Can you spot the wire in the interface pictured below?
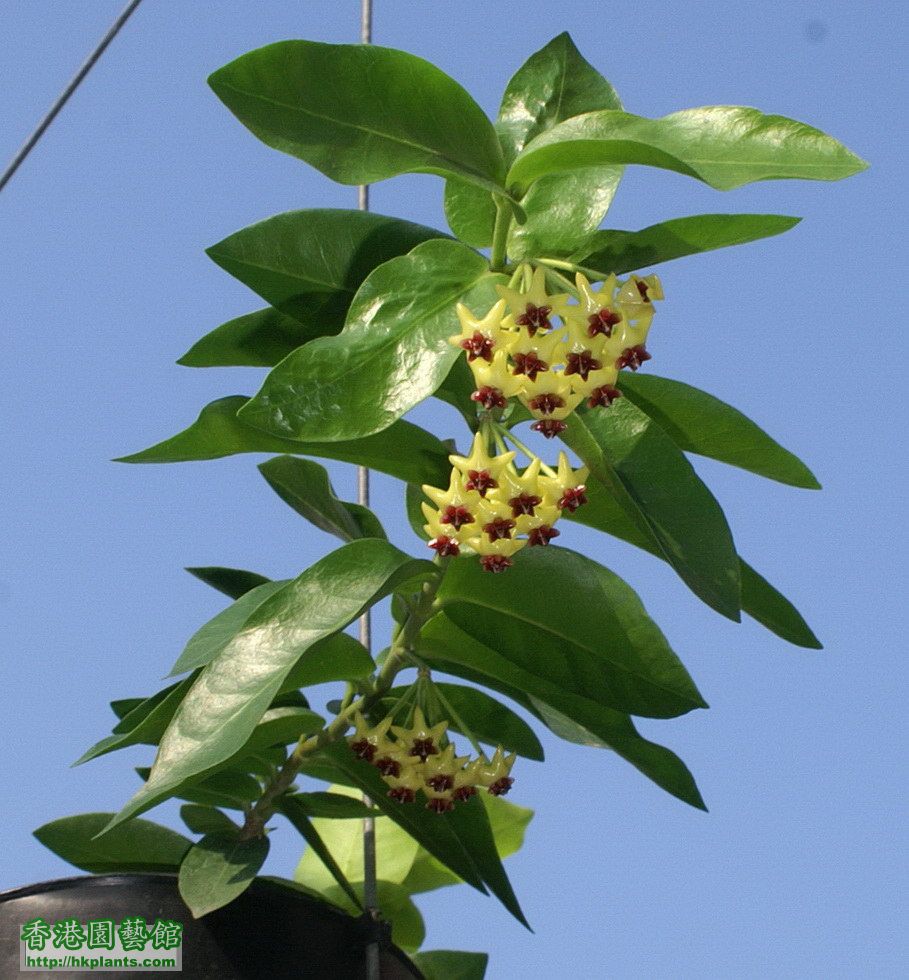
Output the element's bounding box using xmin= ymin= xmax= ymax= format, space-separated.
xmin=0 ymin=0 xmax=145 ymax=195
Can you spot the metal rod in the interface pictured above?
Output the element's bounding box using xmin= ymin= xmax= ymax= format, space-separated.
xmin=358 ymin=1 xmax=381 ymax=976
xmin=0 ymin=0 xmax=145 ymax=195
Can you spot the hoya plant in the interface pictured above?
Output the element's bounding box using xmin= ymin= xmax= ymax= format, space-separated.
xmin=34 ymin=32 xmax=864 ymax=974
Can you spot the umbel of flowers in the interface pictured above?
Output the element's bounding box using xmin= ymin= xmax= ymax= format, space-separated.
xmin=423 ymin=263 xmax=663 ymax=572
xmin=348 ymin=708 xmax=516 ymax=813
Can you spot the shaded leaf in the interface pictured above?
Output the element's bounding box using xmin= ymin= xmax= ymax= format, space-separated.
xmin=179 ymin=805 xmax=240 ymax=837
xmin=178 ymin=833 xmax=269 ymax=918
xmin=412 ymin=950 xmax=489 ymax=980
xmin=178 ymin=307 xmax=319 ymax=369
xmin=259 ymin=455 xmax=386 ymax=542
xmin=186 ymin=566 xmax=271 ymax=600
xmin=284 ymin=791 xmax=374 ymax=820
xmin=34 ymin=814 xmax=191 ymax=874
xmin=117 ymin=396 xmax=450 ymax=488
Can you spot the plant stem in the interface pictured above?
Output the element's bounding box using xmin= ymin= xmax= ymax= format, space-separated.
xmin=495 ymin=422 xmax=558 ymax=476
xmin=239 ymin=561 xmax=450 ymax=839
xmin=537 ymin=256 xmax=606 ymax=281
xmin=490 ymin=197 xmax=511 ymax=272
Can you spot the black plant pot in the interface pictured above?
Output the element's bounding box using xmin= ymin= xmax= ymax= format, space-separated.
xmin=0 ymin=874 xmax=423 ymax=979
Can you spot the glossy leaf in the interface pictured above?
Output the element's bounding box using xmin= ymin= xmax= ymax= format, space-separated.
xmin=443 ymin=180 xmax=496 ymax=248
xmin=178 ymin=833 xmax=269 ymax=918
xmin=435 ymin=356 xmax=481 ymax=431
xmin=209 ymin=41 xmax=506 ymax=192
xmin=412 ymin=950 xmax=489 ymax=980
xmin=109 ymin=698 xmax=144 ymax=720
xmin=419 ymin=616 xmax=706 ymax=810
xmin=204 ymin=209 xmax=446 ymax=326
xmin=136 ymin=767 xmax=263 ymax=812
xmin=438 ymin=546 xmax=707 ymax=719
xmin=179 ymin=805 xmax=240 ymax=837
xmin=280 ymin=631 xmax=375 ymax=689
xmin=186 ymin=566 xmax=271 ymax=600
xmin=169 ymin=581 xmax=288 ymax=677
xmin=619 ymin=373 xmax=821 ymax=488
xmin=105 ymin=542 xmax=435 ymax=831
xmin=509 ymin=106 xmax=867 ymax=193
xmin=573 ymin=213 xmax=801 ymax=272
xmin=565 ymin=481 xmax=822 ymax=648
xmin=178 ymin=307 xmax=322 ymax=369
xmin=74 ymin=675 xmax=198 ymax=766
xmin=561 ymin=400 xmax=742 ymax=621
xmin=117 ymin=396 xmax=451 ymax=488
xmin=497 ymin=32 xmax=624 ymax=258
xmin=34 ymin=814 xmax=191 ymax=874
xmin=258 ymin=456 xmax=386 ymax=542
xmin=383 ymin=682 xmax=545 ymax=760
xmin=238 ymin=240 xmax=506 ymax=442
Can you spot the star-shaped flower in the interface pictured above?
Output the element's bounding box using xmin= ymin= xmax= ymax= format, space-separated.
xmin=391 ymin=706 xmax=449 ymax=761
xmin=496 ymin=266 xmax=570 ymax=335
xmin=448 ymin=433 xmax=516 ymax=495
xmin=448 ymin=299 xmax=511 ymax=361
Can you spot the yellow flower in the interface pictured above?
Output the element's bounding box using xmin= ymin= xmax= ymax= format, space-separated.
xmin=448 ymin=299 xmax=511 ymax=363
xmin=448 ymin=433 xmax=516 ymax=497
xmin=518 ymin=373 xmax=584 ymax=421
xmin=471 ymin=747 xmax=516 ymax=796
xmin=347 ymin=713 xmax=395 ymax=763
xmin=390 ymin=706 xmax=449 ymax=762
xmin=541 ymin=452 xmax=589 ymax=513
xmin=496 ymin=266 xmax=570 ymax=336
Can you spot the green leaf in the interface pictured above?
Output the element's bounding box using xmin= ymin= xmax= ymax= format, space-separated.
xmin=280 ymin=631 xmax=375 ymax=689
xmin=105 ymin=542 xmax=435 ymax=831
xmin=402 ymin=793 xmax=532 ymax=896
xmin=117 ymin=396 xmax=450 ymax=488
xmin=74 ymin=675 xmax=198 ymax=766
xmin=178 ymin=833 xmax=269 ymax=918
xmin=318 ymin=880 xmax=426 ymax=953
xmin=209 ymin=40 xmax=506 ymax=193
xmin=169 ymin=581 xmax=288 ymax=677
xmin=438 ymin=546 xmax=707 ymax=719
xmin=258 ymin=456 xmax=386 ymax=542
xmin=443 ymin=180 xmax=496 ymax=248
xmin=109 ymin=698 xmax=144 ymax=720
xmin=34 ymin=814 xmax=191 ymax=874
xmin=136 ymin=767 xmax=263 ymax=811
xmin=562 ymin=399 xmax=742 ymax=621
xmin=283 ymin=791 xmax=374 ymax=820
xmin=435 ymin=357 xmax=481 ymax=431
xmin=573 ymin=213 xmax=802 ymax=273
xmin=280 ymin=795 xmax=363 ymax=908
xmin=238 ymin=240 xmax=505 ymax=442
xmin=203 ymin=209 xmax=446 ymax=327
xmin=497 ymin=32 xmax=624 ymax=258
xmin=186 ymin=566 xmax=271 ymax=600
xmin=419 ymin=616 xmax=706 ymax=810
xmin=618 ymin=373 xmax=820 ymax=488
xmin=178 ymin=307 xmax=321 ymax=369
xmin=508 ymin=105 xmax=867 ymax=193
xmin=383 ymin=682 xmax=544 ymax=761
xmin=411 ymin=950 xmax=489 ymax=980
xmin=565 ymin=481 xmax=822 ymax=648
xmin=179 ymin=805 xmax=240 ymax=837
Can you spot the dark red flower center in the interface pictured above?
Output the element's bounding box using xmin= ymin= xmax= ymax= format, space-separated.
xmin=351 ymin=739 xmax=376 ymax=762
xmin=426 ymin=774 xmax=455 ymax=792
xmin=564 ymin=350 xmax=602 ymax=381
xmin=636 ymin=279 xmax=651 ymax=302
xmin=440 ymin=505 xmax=474 ymax=530
xmin=465 ymin=469 xmax=497 ymax=496
xmin=558 ymin=485 xmax=588 ymax=512
xmin=470 ymin=386 xmax=507 ymax=410
xmin=487 ymin=777 xmax=514 ymax=796
xmin=483 ymin=517 xmax=516 ymax=542
xmin=587 ymin=384 xmax=622 ymax=409
xmin=516 ymin=303 xmax=553 ymax=336
xmin=528 ymin=524 xmax=560 ymax=547
xmin=426 ymin=797 xmax=455 ymax=813
xmin=512 ymin=351 xmax=548 ymax=381
xmin=375 ymin=757 xmax=401 ymax=777
xmin=481 ymin=554 xmax=513 ymax=573
xmin=460 ymin=331 xmax=495 ymax=362
xmin=508 ymin=493 xmax=541 ymax=517
xmin=410 ymin=738 xmax=438 ymax=761
xmin=453 ymin=785 xmax=477 ymax=802
xmin=530 ymin=419 xmax=567 ymax=439
xmin=616 ymin=344 xmax=651 ymax=371
xmin=588 ymin=307 xmax=622 ymax=337
xmin=388 ymin=787 xmax=416 ymax=804
xmin=429 ymin=535 xmax=460 ymax=558
xmin=529 ymin=392 xmax=566 ymax=415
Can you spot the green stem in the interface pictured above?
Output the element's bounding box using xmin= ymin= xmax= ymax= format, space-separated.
xmin=239 ymin=561 xmax=450 ymax=839
xmin=537 ymin=256 xmax=606 ymax=281
xmin=542 ymin=266 xmax=579 ymax=297
xmin=495 ymin=422 xmax=558 ymax=476
xmin=490 ymin=197 xmax=511 ymax=272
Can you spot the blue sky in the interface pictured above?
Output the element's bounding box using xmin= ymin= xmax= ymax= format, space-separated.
xmin=1 ymin=1 xmax=906 ymax=977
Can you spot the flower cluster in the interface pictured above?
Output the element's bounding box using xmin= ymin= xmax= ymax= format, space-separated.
xmin=348 ymin=708 xmax=515 ymax=813
xmin=422 ymin=434 xmax=589 ymax=572
xmin=450 ymin=265 xmax=663 ymax=439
